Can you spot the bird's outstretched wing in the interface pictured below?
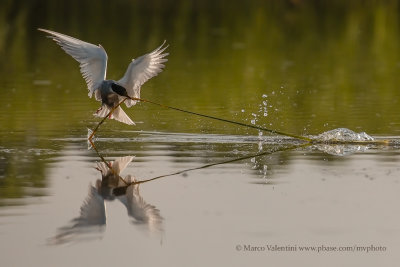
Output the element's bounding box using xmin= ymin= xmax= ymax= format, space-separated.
xmin=38 ymin=28 xmax=108 ymax=98
xmin=117 ymin=41 xmax=168 ymax=107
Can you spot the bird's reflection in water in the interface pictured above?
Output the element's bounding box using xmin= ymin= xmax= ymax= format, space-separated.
xmin=49 ymin=138 xmax=308 ymax=245
xmin=49 ymin=156 xmax=163 ymax=245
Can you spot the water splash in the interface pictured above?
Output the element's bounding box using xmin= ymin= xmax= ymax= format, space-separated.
xmin=314 ymin=128 xmax=374 ymax=142
xmin=249 ymin=156 xmax=269 ymax=181
xmin=312 ymin=144 xmax=370 ymax=156
xmin=310 ymin=128 xmax=376 ymax=156
xmin=250 ymin=113 xmax=258 ymax=125
xmin=262 ymin=165 xmax=268 ymax=180
xmin=260 ymin=94 xmax=268 ymax=117
xmin=246 ymin=94 xmax=270 ymax=124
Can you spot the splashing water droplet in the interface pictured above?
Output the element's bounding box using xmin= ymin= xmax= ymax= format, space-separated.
xmin=250 ymin=113 xmax=258 ymax=125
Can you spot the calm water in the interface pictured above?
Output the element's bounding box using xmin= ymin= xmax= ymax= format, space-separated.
xmin=1 ymin=1 xmax=400 ymax=266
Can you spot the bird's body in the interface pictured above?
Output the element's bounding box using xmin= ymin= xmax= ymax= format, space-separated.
xmin=98 ymin=80 xmax=127 ymax=108
xmin=38 ymin=28 xmax=168 ymax=125
xmin=93 ymin=79 xmax=133 ymax=124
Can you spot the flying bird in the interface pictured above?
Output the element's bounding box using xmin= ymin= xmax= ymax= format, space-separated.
xmin=38 ymin=28 xmax=168 ymax=125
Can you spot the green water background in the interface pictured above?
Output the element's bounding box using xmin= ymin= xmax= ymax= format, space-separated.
xmin=1 ymin=0 xmax=400 ymax=201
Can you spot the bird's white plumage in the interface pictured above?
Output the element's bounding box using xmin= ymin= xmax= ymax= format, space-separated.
xmin=118 ymin=41 xmax=169 ymax=107
xmin=38 ymin=28 xmax=108 ymax=98
xmin=39 ymin=28 xmax=168 ymax=125
xmin=94 ymin=105 xmax=135 ymax=125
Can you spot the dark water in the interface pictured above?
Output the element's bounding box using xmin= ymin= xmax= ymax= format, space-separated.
xmin=1 ymin=1 xmax=400 ymax=266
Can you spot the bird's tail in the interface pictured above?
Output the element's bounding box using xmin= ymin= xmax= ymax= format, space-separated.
xmin=94 ymin=105 xmax=135 ymax=125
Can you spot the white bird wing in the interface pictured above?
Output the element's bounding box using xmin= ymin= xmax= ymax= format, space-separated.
xmin=38 ymin=28 xmax=108 ymax=98
xmin=117 ymin=41 xmax=168 ymax=107
xmin=94 ymin=104 xmax=135 ymax=125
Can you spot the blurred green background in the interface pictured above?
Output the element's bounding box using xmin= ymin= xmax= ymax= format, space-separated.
xmin=1 ymin=0 xmax=400 ymax=201
xmin=2 ymin=0 xmax=400 ymax=138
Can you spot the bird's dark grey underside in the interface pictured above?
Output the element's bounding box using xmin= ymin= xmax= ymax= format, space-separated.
xmin=111 ymin=83 xmax=129 ymax=97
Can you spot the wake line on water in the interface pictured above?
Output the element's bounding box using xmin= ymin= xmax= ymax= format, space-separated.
xmin=87 ymin=97 xmax=397 ymax=146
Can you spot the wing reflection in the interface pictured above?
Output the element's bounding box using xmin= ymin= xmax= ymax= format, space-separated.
xmin=118 ymin=175 xmax=163 ymax=233
xmin=49 ymin=156 xmax=163 ymax=245
xmin=48 ymin=182 xmax=106 ymax=245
